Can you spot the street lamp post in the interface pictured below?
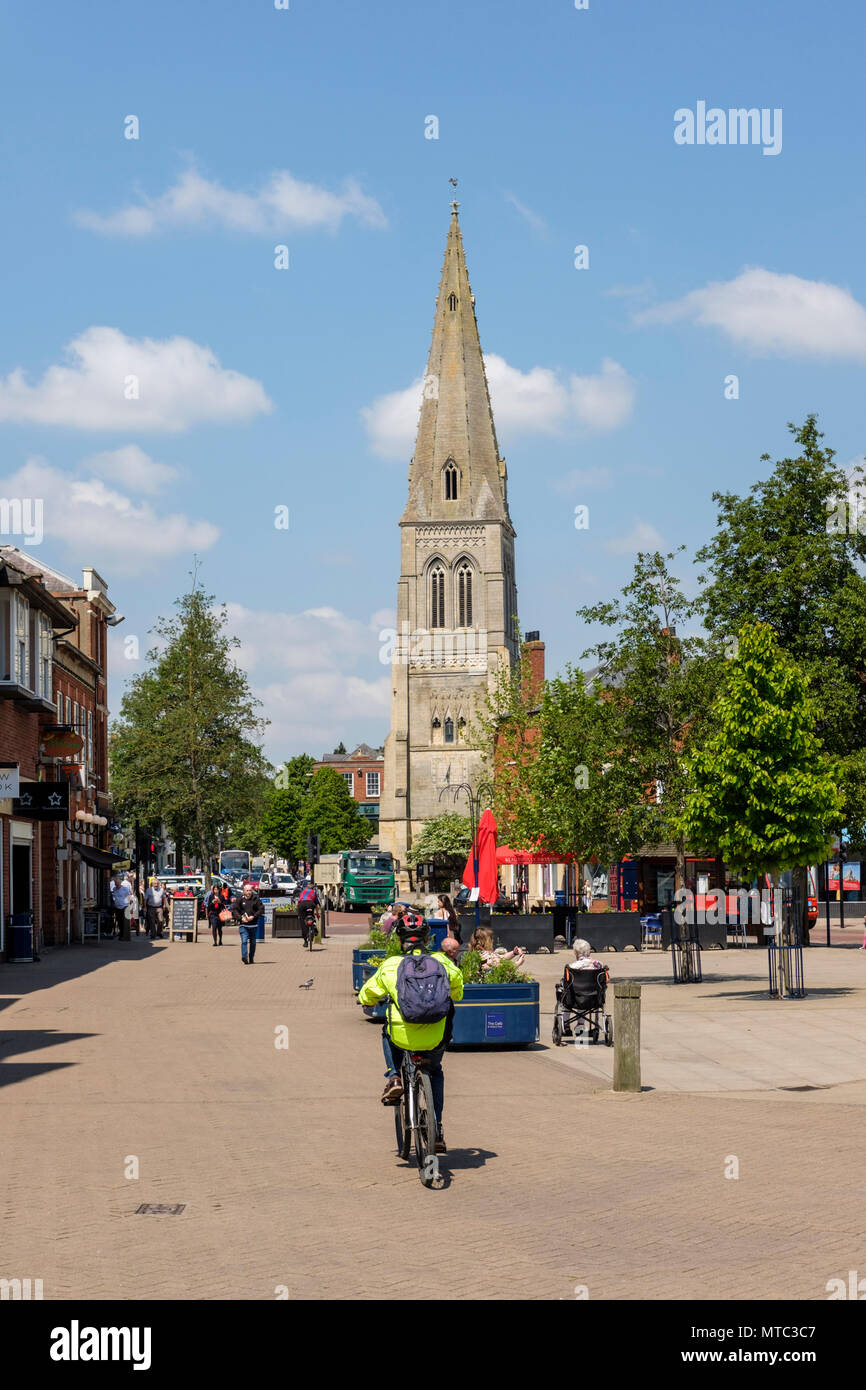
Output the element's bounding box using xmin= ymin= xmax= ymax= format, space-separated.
xmin=438 ymin=779 xmax=494 ymax=932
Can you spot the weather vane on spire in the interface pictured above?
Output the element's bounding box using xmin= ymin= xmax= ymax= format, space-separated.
xmin=449 ymin=178 xmax=459 ymax=214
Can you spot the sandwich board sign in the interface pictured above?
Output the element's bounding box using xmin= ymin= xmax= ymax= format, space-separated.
xmin=170 ymin=895 xmax=197 ymax=942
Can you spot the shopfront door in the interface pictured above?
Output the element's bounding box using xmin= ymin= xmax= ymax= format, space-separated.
xmin=11 ymin=841 xmax=33 ymax=916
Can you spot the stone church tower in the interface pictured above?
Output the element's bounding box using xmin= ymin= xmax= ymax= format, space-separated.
xmin=378 ymin=203 xmax=519 ymax=884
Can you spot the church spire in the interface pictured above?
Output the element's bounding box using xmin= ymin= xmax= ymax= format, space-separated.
xmin=402 ymin=204 xmax=511 ymax=526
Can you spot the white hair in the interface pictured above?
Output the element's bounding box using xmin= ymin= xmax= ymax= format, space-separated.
xmin=572 ymin=938 xmax=593 ymax=959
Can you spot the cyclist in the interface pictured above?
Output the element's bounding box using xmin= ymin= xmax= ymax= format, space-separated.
xmin=297 ymin=882 xmax=319 ymax=946
xmin=358 ymin=917 xmax=463 ymax=1153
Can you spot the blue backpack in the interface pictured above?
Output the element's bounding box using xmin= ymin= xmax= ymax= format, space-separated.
xmin=396 ymin=951 xmax=452 ymax=1024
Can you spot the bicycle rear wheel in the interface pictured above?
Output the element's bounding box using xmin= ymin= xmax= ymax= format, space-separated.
xmin=412 ymin=1070 xmax=437 ymax=1181
xmin=394 ymin=1084 xmax=411 ymax=1160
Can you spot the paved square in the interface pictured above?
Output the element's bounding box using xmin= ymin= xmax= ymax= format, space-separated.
xmin=2 ymin=933 xmax=865 ymax=1301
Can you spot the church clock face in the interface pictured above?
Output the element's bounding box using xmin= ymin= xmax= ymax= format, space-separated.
xmin=429 ymin=754 xmax=468 ymax=789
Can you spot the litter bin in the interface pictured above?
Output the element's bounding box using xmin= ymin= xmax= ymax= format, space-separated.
xmin=424 ymin=919 xmax=448 ymax=952
xmin=10 ymin=914 xmax=34 ymax=963
xmin=256 ymin=913 xmax=265 ymax=942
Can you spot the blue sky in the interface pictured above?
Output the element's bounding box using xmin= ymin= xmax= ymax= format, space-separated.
xmin=1 ymin=0 xmax=864 ymax=760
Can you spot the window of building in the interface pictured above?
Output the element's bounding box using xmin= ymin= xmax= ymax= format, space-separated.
xmin=456 ymin=564 xmax=473 ymax=627
xmin=444 ymin=461 xmax=458 ymax=500
xmin=444 ymin=717 xmax=455 ymax=744
xmin=430 ymin=566 xmax=445 ymax=629
xmin=0 ymin=593 xmax=11 ymax=682
xmin=448 ymin=292 xmax=457 ymax=312
xmin=39 ymin=613 xmax=53 ymax=702
xmin=342 ymin=771 xmax=355 ymax=797
xmin=13 ymin=592 xmax=30 ymax=689
xmin=366 ymin=771 xmax=380 ymax=798
xmin=87 ymin=710 xmax=94 ymax=770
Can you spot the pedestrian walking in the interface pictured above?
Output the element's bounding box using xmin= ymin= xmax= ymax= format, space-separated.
xmin=232 ymin=881 xmax=263 ymax=963
xmin=127 ymin=874 xmax=142 ymax=934
xmin=205 ymin=884 xmax=224 ymax=946
xmin=109 ymin=874 xmax=132 ymax=938
xmin=144 ymin=877 xmax=169 ymax=938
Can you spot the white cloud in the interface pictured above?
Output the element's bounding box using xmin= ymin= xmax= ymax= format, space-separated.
xmin=84 ymin=445 xmax=177 ymax=494
xmin=0 ymin=326 xmax=272 ymax=431
xmin=221 ymin=602 xmax=392 ymax=757
xmin=569 ymin=358 xmax=636 ymax=431
xmin=0 ymin=457 xmax=218 ymax=575
xmin=362 ymin=354 xmax=635 ymax=458
xmin=504 ymin=192 xmax=547 ymax=235
xmin=606 ymin=520 xmax=665 ymax=555
xmin=636 ymin=268 xmax=866 ymax=361
xmin=75 ymin=168 xmax=387 ymax=237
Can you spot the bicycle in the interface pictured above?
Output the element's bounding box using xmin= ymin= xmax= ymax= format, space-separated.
xmin=301 ymin=907 xmax=317 ymax=951
xmin=393 ymin=1050 xmax=443 ymax=1189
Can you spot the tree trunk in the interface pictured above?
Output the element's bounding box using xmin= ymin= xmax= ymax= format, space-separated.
xmin=770 ymin=870 xmax=791 ymax=996
xmin=674 ymin=837 xmax=687 ymax=897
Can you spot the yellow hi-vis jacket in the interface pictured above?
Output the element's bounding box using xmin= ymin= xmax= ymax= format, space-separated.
xmin=358 ymin=948 xmax=464 ymax=1050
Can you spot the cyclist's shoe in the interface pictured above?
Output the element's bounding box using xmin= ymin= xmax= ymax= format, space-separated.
xmin=435 ymin=1130 xmax=447 ymax=1154
xmin=381 ymin=1076 xmax=403 ymax=1105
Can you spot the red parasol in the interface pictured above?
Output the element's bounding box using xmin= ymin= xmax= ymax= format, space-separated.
xmin=462 ymin=807 xmax=499 ymax=905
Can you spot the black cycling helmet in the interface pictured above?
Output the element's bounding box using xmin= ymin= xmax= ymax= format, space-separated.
xmin=395 ymin=916 xmax=429 ymax=946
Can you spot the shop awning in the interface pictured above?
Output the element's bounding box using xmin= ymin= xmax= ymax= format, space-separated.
xmin=496 ymin=845 xmax=579 ymax=866
xmin=71 ymin=840 xmax=117 ymax=870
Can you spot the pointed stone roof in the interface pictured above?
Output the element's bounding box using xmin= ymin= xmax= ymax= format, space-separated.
xmin=402 ymin=203 xmax=511 ymax=527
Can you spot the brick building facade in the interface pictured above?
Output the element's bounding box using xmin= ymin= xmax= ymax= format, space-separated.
xmin=0 ymin=549 xmax=118 ymax=958
xmin=312 ymin=743 xmax=384 ymax=831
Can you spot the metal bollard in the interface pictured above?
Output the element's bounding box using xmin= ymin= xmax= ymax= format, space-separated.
xmin=612 ymin=981 xmax=642 ymax=1093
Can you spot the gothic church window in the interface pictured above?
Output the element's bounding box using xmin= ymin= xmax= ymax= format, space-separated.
xmin=457 ymin=564 xmax=473 ymax=627
xmin=444 ymin=717 xmax=454 ymax=744
xmin=430 ymin=566 xmax=445 ymax=629
xmin=444 ymin=461 xmax=458 ymax=500
xmin=448 ymin=293 xmax=457 ymax=312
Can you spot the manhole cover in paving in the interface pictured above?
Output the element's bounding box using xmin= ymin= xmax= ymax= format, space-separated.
xmin=135 ymin=1203 xmax=186 ymax=1215
xmin=778 ymin=1084 xmax=830 ymax=1092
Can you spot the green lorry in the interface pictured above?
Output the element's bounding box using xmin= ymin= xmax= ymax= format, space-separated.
xmin=317 ymin=850 xmax=397 ymax=912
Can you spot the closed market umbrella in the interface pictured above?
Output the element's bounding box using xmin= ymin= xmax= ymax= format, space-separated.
xmin=462 ymin=807 xmax=499 ymax=907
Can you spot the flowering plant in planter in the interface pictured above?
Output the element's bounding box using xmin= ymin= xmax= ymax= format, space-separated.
xmin=358 ymin=927 xmax=402 ymax=955
xmin=459 ymin=950 xmax=533 ymax=985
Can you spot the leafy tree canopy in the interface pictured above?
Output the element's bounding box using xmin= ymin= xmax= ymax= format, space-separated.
xmin=110 ymin=585 xmax=269 ymax=878
xmin=411 ymin=813 xmax=473 ymax=863
xmin=678 ymin=622 xmax=841 ymax=876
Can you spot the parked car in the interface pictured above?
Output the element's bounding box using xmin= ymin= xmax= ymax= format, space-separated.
xmin=259 ymin=872 xmax=297 ymax=897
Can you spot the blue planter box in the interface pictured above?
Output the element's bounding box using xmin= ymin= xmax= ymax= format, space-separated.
xmin=450 ymin=981 xmax=540 ymax=1046
xmin=352 ymin=948 xmax=385 ymax=992
xmin=357 ymin=958 xmax=389 ymax=1019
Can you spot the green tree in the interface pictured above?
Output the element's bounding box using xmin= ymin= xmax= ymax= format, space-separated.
xmin=410 ymin=813 xmax=473 ymax=862
xmin=575 ymin=549 xmax=716 ymax=890
xmin=678 ymin=622 xmax=841 ymax=956
xmin=275 ymin=754 xmax=316 ymax=794
xmin=333 ymin=741 xmax=347 ymax=755
xmin=697 ymin=415 xmax=866 ymax=846
xmin=298 ymin=766 xmax=370 ymax=853
xmin=260 ymin=786 xmax=305 ymax=860
xmin=110 ymin=585 xmax=269 ymax=883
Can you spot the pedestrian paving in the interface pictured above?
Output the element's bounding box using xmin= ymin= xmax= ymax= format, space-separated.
xmin=1 ymin=931 xmax=865 ymax=1301
xmin=536 ymin=945 xmax=866 ymax=1092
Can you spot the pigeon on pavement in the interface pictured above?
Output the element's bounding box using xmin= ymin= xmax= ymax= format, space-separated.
xmin=299 ymin=978 xmax=314 ymax=989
